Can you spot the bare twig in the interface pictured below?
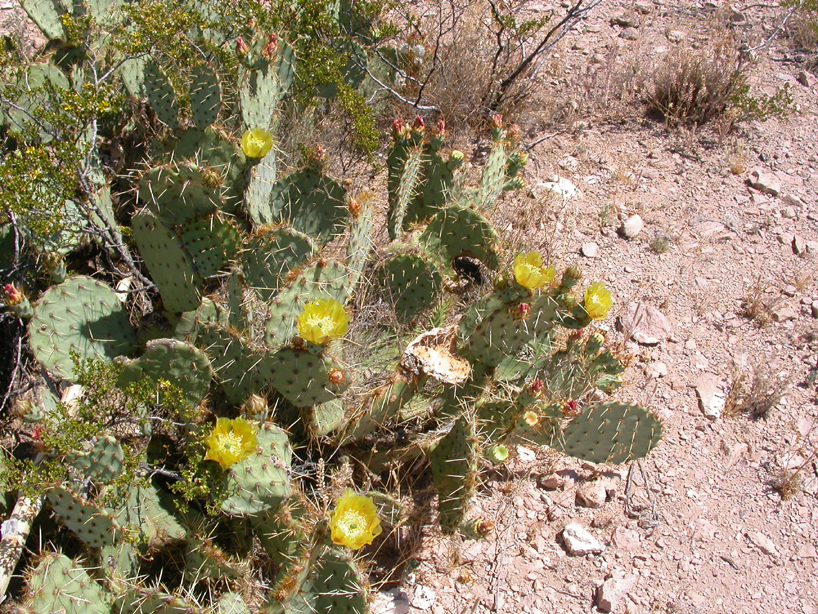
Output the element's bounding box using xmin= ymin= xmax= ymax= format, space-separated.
xmin=740 ymin=0 xmax=803 ymax=56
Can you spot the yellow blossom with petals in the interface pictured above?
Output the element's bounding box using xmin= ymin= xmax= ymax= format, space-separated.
xmin=204 ymin=417 xmax=257 ymax=470
xmin=513 ymin=253 xmax=556 ymax=290
xmin=584 ymin=282 xmax=613 ymax=321
xmin=329 ymin=489 xmax=382 ymax=550
xmin=297 ymin=298 xmax=350 ymax=345
xmin=241 ymin=129 xmax=274 ymax=158
xmin=523 ymin=411 xmax=539 ymax=427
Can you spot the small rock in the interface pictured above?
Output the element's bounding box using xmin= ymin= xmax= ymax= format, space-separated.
xmin=533 ymin=176 xmax=579 ymax=201
xmin=783 ymin=193 xmax=805 ymax=208
xmin=561 ymin=523 xmax=605 ymax=556
xmin=684 ymin=339 xmax=697 ymax=350
xmin=576 ymin=481 xmax=608 ymax=509
xmin=619 ymin=27 xmax=639 ymax=40
xmin=666 ymin=29 xmax=685 ymax=42
xmin=597 ymin=572 xmax=638 ymax=613
xmin=635 ymin=1 xmax=652 ymax=14
xmin=772 ymin=304 xmax=798 ymax=322
xmin=611 ymin=12 xmax=639 ymax=27
xmin=619 ymin=215 xmax=644 ymax=239
xmin=782 ymin=284 xmax=797 ymax=297
xmin=779 ymin=232 xmax=795 ymax=246
xmin=797 ymin=543 xmax=818 ymax=559
xmin=618 ymin=303 xmax=672 ymax=345
xmin=748 ymin=168 xmax=781 ymax=196
xmin=372 ymin=589 xmax=411 ymax=614
xmin=560 ymin=155 xmax=579 ymax=171
xmin=797 ymin=70 xmax=811 ymax=87
xmin=812 ymin=301 xmax=818 ymax=319
xmin=517 ymin=446 xmax=536 ymax=462
xmin=695 ymin=373 xmax=725 ymax=420
xmin=646 ymin=361 xmax=668 ymax=379
xmin=538 ymin=474 xmax=564 ymax=490
xmin=746 ymin=532 xmax=778 ymax=557
xmin=410 ymin=585 xmax=436 ymax=610
xmin=612 ymin=526 xmax=641 ymax=552
xmin=581 ymin=242 xmax=599 ymax=258
xmin=781 ymin=206 xmax=797 ymax=219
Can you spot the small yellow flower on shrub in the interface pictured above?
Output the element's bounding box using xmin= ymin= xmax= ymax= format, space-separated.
xmin=329 ymin=489 xmax=382 ymax=550
xmin=523 ymin=411 xmax=539 ymax=427
xmin=297 ymin=298 xmax=350 ymax=345
xmin=513 ymin=252 xmax=556 ymax=290
xmin=584 ymin=282 xmax=613 ymax=320
xmin=241 ymin=129 xmax=273 ymax=158
xmin=489 ymin=444 xmax=509 ymax=463
xmin=204 ymin=417 xmax=257 ymax=470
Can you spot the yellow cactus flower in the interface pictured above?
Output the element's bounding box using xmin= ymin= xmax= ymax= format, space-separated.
xmin=204 ymin=417 xmax=257 ymax=470
xmin=241 ymin=129 xmax=274 ymax=158
xmin=489 ymin=444 xmax=509 ymax=463
xmin=584 ymin=282 xmax=613 ymax=321
xmin=297 ymin=298 xmax=350 ymax=345
xmin=523 ymin=411 xmax=539 ymax=427
xmin=513 ymin=252 xmax=556 ymax=290
xmin=329 ymin=489 xmax=382 ymax=550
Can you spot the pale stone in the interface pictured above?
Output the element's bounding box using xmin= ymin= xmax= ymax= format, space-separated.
xmin=695 ymin=373 xmax=725 ymax=420
xmin=620 ymin=215 xmax=644 ymax=239
xmin=747 ymin=532 xmax=778 ymax=557
xmin=562 ymin=523 xmax=605 ymax=555
xmin=576 ymin=481 xmax=607 ymax=508
xmin=581 ymin=242 xmax=600 ymax=258
xmin=748 ymin=168 xmax=781 ymax=196
xmin=597 ymin=572 xmax=638 ymax=613
xmin=618 ymin=303 xmax=672 ymax=345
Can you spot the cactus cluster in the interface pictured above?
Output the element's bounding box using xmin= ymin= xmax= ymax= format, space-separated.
xmin=1 ymin=7 xmax=664 ymax=612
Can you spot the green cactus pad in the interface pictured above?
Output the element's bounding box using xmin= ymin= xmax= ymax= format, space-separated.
xmin=137 ymin=163 xmax=220 ymax=226
xmin=430 ymin=415 xmax=476 ymax=533
xmin=269 ymin=169 xmax=348 ymax=246
xmin=227 ymin=269 xmax=252 ymax=333
xmin=378 ymin=252 xmax=441 ymax=322
xmin=196 ymin=324 xmax=270 ymax=405
xmin=286 ymin=547 xmax=367 ymax=614
xmin=559 ymin=402 xmax=663 ymax=465
xmin=20 ymin=0 xmax=66 ymax=41
xmin=26 ymin=552 xmax=109 ymax=614
xmin=28 ymin=276 xmax=137 ymax=382
xmin=243 ymin=148 xmax=278 ymax=226
xmin=180 ymin=214 xmax=241 ymax=278
xmin=343 ymin=374 xmax=419 ymax=442
xmin=265 ymin=259 xmax=349 ymax=346
xmin=409 ymin=149 xmax=458 ymax=225
xmin=144 ymin=61 xmax=179 ymax=129
xmin=388 ymin=145 xmax=423 ymax=240
xmin=253 ymin=511 xmax=308 ymax=595
xmin=117 ymin=338 xmax=213 ymax=410
xmin=478 ymin=139 xmax=506 ymax=210
xmin=66 ymin=435 xmax=124 ymax=483
xmin=216 ymin=593 xmax=252 ymax=614
xmin=239 ymin=62 xmax=282 ymax=131
xmin=221 ymin=423 xmax=292 ymax=517
xmin=190 ymin=63 xmax=220 ymax=129
xmin=242 ymin=227 xmax=316 ymax=302
xmin=47 ymin=486 xmax=123 ymax=548
xmin=132 ymin=210 xmax=203 ymax=313
xmin=264 ymin=348 xmax=351 ymax=407
xmin=420 ymin=204 xmax=500 ymax=270
xmin=306 ymin=397 xmax=344 ymax=436
xmin=117 ymin=482 xmax=187 ymax=549
xmin=345 ymin=202 xmax=374 ymax=292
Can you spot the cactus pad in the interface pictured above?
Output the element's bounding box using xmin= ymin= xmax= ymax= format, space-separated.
xmin=190 ymin=63 xmax=220 ymax=129
xmin=269 ymin=169 xmax=348 ymax=246
xmin=26 ymin=552 xmax=109 ymax=614
xmin=420 ymin=204 xmax=500 ymax=270
xmin=378 ymin=252 xmax=441 ymax=322
xmin=242 ymin=227 xmax=316 ymax=302
xmin=144 ymin=61 xmax=179 ymax=129
xmin=67 ymin=435 xmax=124 ymax=483
xmin=28 ymin=276 xmax=137 ymax=382
xmin=430 ymin=415 xmax=476 ymax=533
xmin=264 ymin=348 xmax=351 ymax=407
xmin=132 ymin=210 xmax=203 ymax=313
xmin=196 ymin=324 xmax=270 ymax=405
xmin=179 ymin=214 xmax=241 ymax=278
xmin=559 ymin=402 xmax=663 ymax=465
xmin=46 ymin=486 xmax=123 ymax=548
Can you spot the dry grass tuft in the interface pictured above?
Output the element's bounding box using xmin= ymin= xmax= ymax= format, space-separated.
xmin=724 ymin=362 xmax=791 ymax=420
xmin=739 ymin=276 xmax=778 ymax=328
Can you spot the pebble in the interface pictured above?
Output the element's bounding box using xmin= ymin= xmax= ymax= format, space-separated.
xmin=618 ymin=303 xmax=672 ymax=345
xmin=620 ymin=27 xmax=639 ymax=40
xmin=576 ymin=481 xmax=607 ymax=508
xmin=538 ymin=474 xmax=564 ymax=490
xmin=695 ymin=373 xmax=725 ymax=420
xmin=619 ymin=215 xmax=644 ymax=239
xmin=597 ymin=572 xmax=638 ymax=613
xmin=812 ymin=301 xmax=818 ymax=318
xmin=646 ymin=361 xmax=668 ymax=378
xmin=746 ymin=532 xmax=779 ymax=557
xmin=667 ymin=29 xmax=685 ymax=42
xmin=517 ymin=446 xmax=536 ymax=462
xmin=748 ymin=168 xmax=781 ymax=196
xmin=612 ymin=526 xmax=641 ymax=552
xmin=562 ymin=523 xmax=605 ymax=556
xmin=372 ymin=589 xmax=411 ymax=614
xmin=581 ymin=242 xmax=599 ymax=258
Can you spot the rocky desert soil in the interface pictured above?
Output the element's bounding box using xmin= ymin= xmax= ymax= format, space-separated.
xmin=2 ymin=1 xmax=817 ymax=613
xmin=372 ymin=2 xmax=818 ymax=613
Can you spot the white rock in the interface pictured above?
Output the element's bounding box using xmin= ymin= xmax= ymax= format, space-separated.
xmin=597 ymin=572 xmax=638 ymax=613
xmin=410 ymin=585 xmax=436 ymax=610
xmin=618 ymin=303 xmax=672 ymax=345
xmin=695 ymin=373 xmax=725 ymax=420
xmin=646 ymin=361 xmax=668 ymax=379
xmin=581 ymin=242 xmax=599 ymax=258
xmin=534 ymin=176 xmax=579 ymax=201
xmin=559 ymin=155 xmax=580 ymax=171
xmin=667 ymin=29 xmax=685 ymax=42
xmin=748 ymin=168 xmax=781 ymax=196
xmin=371 ymin=589 xmax=411 ymax=614
xmin=612 ymin=526 xmax=641 ymax=552
xmin=561 ymin=523 xmax=605 ymax=555
xmin=619 ymin=215 xmax=644 ymax=239
xmin=517 ymin=446 xmax=536 ymax=462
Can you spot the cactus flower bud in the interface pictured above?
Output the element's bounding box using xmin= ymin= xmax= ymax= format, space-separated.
xmin=262 ymin=33 xmax=278 ymax=59
xmin=528 ymin=379 xmax=545 ymax=396
xmin=433 ymin=118 xmax=446 ymax=136
xmin=236 ymin=36 xmax=250 ymax=56
xmin=348 ymin=197 xmax=361 ymax=217
xmin=491 ymin=113 xmax=503 ymax=130
xmin=390 ymin=118 xmax=403 ymax=138
xmin=489 ymin=444 xmax=509 ymax=463
xmin=3 ymin=283 xmax=25 ymax=305
xmin=510 ymin=302 xmax=531 ymax=320
xmin=412 ymin=115 xmax=425 ymax=132
xmin=328 ymin=369 xmax=345 ymax=385
xmin=562 ymin=400 xmax=579 ymax=415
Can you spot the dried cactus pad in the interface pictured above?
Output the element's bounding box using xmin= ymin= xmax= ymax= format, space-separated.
xmin=28 ymin=276 xmax=137 ymax=382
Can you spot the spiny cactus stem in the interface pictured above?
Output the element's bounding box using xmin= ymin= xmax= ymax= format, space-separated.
xmin=0 ymin=495 xmax=43 ymax=603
